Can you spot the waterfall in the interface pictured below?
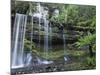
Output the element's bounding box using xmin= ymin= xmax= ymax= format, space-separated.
xmin=43 ymin=10 xmax=49 ymax=58
xmin=49 ymin=23 xmax=52 ymax=50
xmin=35 ymin=3 xmax=49 ymax=58
xmin=63 ymin=29 xmax=67 ymax=62
xmin=37 ymin=3 xmax=42 ymax=48
xmin=25 ymin=53 xmax=32 ymax=66
xmin=11 ymin=3 xmax=54 ymax=69
xmin=11 ymin=13 xmax=27 ymax=68
xmin=33 ymin=3 xmax=42 ymax=48
xmin=63 ymin=30 xmax=66 ymax=55
xmin=30 ymin=16 xmax=34 ymax=51
xmin=44 ymin=18 xmax=49 ymax=58
xmin=33 ymin=3 xmax=53 ymax=63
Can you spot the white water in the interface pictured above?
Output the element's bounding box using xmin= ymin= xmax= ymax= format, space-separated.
xmin=36 ymin=57 xmax=53 ymax=65
xmin=34 ymin=3 xmax=53 ymax=64
xmin=11 ymin=13 xmax=27 ymax=68
xmin=34 ymin=3 xmax=49 ymax=58
xmin=64 ymin=56 xmax=68 ymax=61
xmin=33 ymin=3 xmax=43 ymax=18
xmin=26 ymin=53 xmax=33 ymax=66
xmin=49 ymin=23 xmax=52 ymax=50
xmin=63 ymin=32 xmax=66 ymax=55
xmin=44 ymin=18 xmax=49 ymax=57
xmin=63 ymin=29 xmax=68 ymax=61
xmin=11 ymin=3 xmax=70 ymax=69
xmin=41 ymin=60 xmax=53 ymax=64
xmin=37 ymin=3 xmax=42 ymax=48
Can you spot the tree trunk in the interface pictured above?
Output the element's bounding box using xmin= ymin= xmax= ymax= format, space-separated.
xmin=89 ymin=45 xmax=93 ymax=57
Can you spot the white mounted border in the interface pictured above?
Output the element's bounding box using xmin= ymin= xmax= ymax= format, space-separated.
xmin=17 ymin=0 xmax=96 ymax=6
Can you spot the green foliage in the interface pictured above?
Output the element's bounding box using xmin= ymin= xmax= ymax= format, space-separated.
xmin=92 ymin=44 xmax=96 ymax=51
xmin=77 ymin=20 xmax=91 ymax=26
xmin=67 ymin=5 xmax=79 ymax=24
xmin=14 ymin=1 xmax=37 ymax=14
xmin=76 ymin=33 xmax=96 ymax=48
xmin=24 ymin=39 xmax=41 ymax=55
xmin=77 ymin=15 xmax=96 ymax=28
xmin=15 ymin=1 xmax=29 ymax=14
xmin=50 ymin=4 xmax=96 ymax=28
xmin=64 ymin=62 xmax=85 ymax=70
xmin=50 ymin=5 xmax=68 ymax=23
xmin=73 ymin=51 xmax=85 ymax=57
xmin=24 ymin=39 xmax=35 ymax=51
xmin=85 ymin=56 xmax=96 ymax=67
xmin=26 ymin=2 xmax=37 ymax=15
xmin=13 ymin=2 xmax=96 ymax=28
xmin=91 ymin=16 xmax=96 ymax=27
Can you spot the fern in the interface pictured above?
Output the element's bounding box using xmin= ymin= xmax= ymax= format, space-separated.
xmin=76 ymin=33 xmax=96 ymax=48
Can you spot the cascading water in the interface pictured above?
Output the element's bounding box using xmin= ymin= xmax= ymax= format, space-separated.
xmin=26 ymin=15 xmax=34 ymax=67
xmin=63 ymin=33 xmax=67 ymax=61
xmin=63 ymin=29 xmax=68 ymax=62
xmin=33 ymin=3 xmax=53 ymax=64
xmin=25 ymin=53 xmax=33 ymax=66
xmin=37 ymin=3 xmax=42 ymax=48
xmin=43 ymin=10 xmax=49 ymax=58
xmin=11 ymin=3 xmax=54 ymax=69
xmin=34 ymin=3 xmax=49 ymax=58
xmin=11 ymin=13 xmax=27 ymax=68
xmin=49 ymin=23 xmax=52 ymax=50
xmin=63 ymin=30 xmax=66 ymax=54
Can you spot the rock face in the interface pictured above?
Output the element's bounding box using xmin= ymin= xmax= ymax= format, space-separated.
xmin=31 ymin=23 xmax=94 ymax=45
xmin=12 ymin=14 xmax=94 ymax=45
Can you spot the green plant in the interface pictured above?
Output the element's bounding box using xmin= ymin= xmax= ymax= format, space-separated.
xmin=24 ymin=39 xmax=35 ymax=51
xmin=85 ymin=56 xmax=96 ymax=67
xmin=76 ymin=33 xmax=96 ymax=57
xmin=76 ymin=33 xmax=96 ymax=48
